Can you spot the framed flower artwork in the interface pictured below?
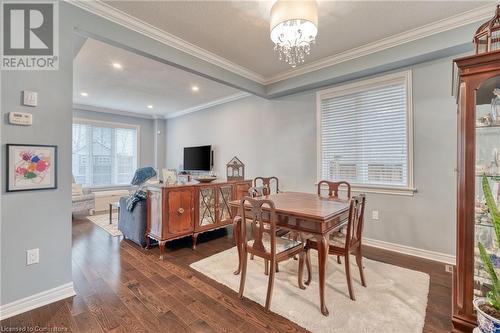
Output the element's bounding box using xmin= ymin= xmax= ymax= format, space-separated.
xmin=6 ymin=144 xmax=57 ymax=192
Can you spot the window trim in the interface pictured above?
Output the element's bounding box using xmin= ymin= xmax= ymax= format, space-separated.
xmin=316 ymin=70 xmax=415 ymax=195
xmin=73 ymin=118 xmax=141 ymax=188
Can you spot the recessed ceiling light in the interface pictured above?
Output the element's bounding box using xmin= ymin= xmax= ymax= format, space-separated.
xmin=147 ymin=105 xmax=153 ymax=109
xmin=191 ymin=85 xmax=199 ymax=92
xmin=112 ymin=63 xmax=122 ymax=69
xmin=80 ymin=92 xmax=88 ymax=97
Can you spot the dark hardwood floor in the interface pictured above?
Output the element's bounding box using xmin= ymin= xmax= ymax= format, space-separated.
xmin=1 ymin=216 xmax=453 ymax=332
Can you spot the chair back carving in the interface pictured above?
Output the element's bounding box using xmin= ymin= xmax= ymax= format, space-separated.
xmin=345 ymin=194 xmax=366 ymax=249
xmin=254 ymin=177 xmax=280 ymax=196
xmin=240 ymin=196 xmax=277 ymax=257
xmin=317 ymin=180 xmax=351 ymax=199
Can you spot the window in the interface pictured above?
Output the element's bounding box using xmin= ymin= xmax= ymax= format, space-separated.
xmin=317 ymin=70 xmax=414 ymax=194
xmin=72 ymin=119 xmax=139 ymax=187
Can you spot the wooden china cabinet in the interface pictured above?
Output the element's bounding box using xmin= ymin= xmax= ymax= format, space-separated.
xmin=453 ymin=50 xmax=500 ymax=332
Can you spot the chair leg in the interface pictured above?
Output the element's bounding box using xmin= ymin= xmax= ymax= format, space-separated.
xmin=265 ymin=258 xmax=276 ymax=311
xmin=238 ymin=249 xmax=248 ymax=299
xmin=264 ymin=259 xmax=269 ymax=276
xmin=305 ymin=248 xmax=312 ymax=286
xmin=337 ymin=255 xmax=341 ymax=264
xmin=251 ymin=253 xmax=254 ymax=260
xmin=356 ymin=249 xmax=367 ymax=287
xmin=344 ymin=254 xmax=355 ymax=301
xmin=276 ymin=262 xmax=279 ymax=273
xmin=298 ymin=251 xmax=306 ymax=290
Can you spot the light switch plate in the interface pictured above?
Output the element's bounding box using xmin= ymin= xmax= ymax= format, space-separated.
xmin=22 ymin=91 xmax=37 ymax=107
xmin=26 ymin=248 xmax=39 ymax=265
xmin=372 ymin=210 xmax=379 ymax=220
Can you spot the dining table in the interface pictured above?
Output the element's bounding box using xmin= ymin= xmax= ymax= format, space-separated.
xmin=229 ymin=191 xmax=350 ymax=316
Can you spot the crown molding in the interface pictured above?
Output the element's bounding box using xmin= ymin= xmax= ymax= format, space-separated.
xmin=67 ymin=0 xmax=494 ymax=87
xmin=66 ymin=0 xmax=266 ymax=84
xmin=73 ymin=103 xmax=157 ymax=119
xmin=74 ymin=93 xmax=251 ymax=120
xmin=264 ymin=3 xmax=496 ymax=84
xmin=165 ymin=92 xmax=251 ymax=119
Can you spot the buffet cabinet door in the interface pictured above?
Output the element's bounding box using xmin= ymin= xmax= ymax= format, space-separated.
xmin=234 ymin=181 xmax=251 ymax=200
xmin=196 ymin=186 xmax=217 ymax=230
xmin=217 ymin=185 xmax=233 ymax=225
xmin=166 ymin=188 xmax=194 ymax=238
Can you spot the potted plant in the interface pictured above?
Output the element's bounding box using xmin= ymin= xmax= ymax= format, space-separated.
xmin=476 ymin=174 xmax=500 ymax=333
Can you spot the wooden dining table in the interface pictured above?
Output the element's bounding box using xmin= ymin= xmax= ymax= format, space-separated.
xmin=229 ymin=191 xmax=350 ymax=316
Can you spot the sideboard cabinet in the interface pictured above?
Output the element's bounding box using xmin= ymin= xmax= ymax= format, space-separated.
xmin=146 ymin=179 xmax=251 ymax=258
xmin=452 ymin=51 xmax=500 ymax=332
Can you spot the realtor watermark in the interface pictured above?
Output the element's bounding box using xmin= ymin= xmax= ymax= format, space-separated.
xmin=1 ymin=1 xmax=59 ymax=70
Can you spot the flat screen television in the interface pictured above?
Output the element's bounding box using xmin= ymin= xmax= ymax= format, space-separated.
xmin=183 ymin=145 xmax=212 ymax=171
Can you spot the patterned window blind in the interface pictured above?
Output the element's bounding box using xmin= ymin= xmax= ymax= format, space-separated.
xmin=318 ymin=72 xmax=412 ymax=188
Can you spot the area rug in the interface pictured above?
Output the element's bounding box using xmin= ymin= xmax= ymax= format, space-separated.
xmin=86 ymin=213 xmax=122 ymax=237
xmin=190 ymin=247 xmax=430 ymax=333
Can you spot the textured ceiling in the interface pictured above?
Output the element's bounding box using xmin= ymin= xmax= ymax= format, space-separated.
xmin=103 ymin=0 xmax=493 ymax=77
xmin=73 ymin=38 xmax=242 ymax=117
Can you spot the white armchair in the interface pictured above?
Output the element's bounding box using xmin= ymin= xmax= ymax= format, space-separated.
xmin=72 ymin=177 xmax=95 ymax=216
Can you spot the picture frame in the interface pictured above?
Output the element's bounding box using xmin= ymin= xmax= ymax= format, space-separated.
xmin=6 ymin=144 xmax=58 ymax=192
xmin=162 ymin=168 xmax=177 ymax=185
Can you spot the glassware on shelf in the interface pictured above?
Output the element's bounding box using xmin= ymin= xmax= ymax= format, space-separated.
xmin=491 ymin=88 xmax=500 ymax=125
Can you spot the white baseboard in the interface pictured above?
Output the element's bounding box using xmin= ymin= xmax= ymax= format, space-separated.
xmin=0 ymin=282 xmax=76 ymax=321
xmin=363 ymin=237 xmax=456 ymax=265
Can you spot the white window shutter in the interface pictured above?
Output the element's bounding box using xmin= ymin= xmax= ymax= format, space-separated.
xmin=319 ymin=72 xmax=411 ymax=188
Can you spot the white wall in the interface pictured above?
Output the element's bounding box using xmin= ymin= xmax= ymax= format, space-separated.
xmin=166 ymin=55 xmax=458 ymax=258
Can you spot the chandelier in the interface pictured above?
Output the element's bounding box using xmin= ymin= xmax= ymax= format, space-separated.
xmin=270 ymin=0 xmax=318 ymax=68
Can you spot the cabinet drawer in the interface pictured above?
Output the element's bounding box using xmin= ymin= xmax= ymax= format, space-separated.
xmin=166 ymin=188 xmax=194 ymax=238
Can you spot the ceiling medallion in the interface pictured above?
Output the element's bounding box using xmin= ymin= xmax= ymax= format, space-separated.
xmin=270 ymin=0 xmax=318 ymax=68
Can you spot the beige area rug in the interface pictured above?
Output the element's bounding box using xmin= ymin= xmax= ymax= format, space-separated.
xmin=190 ymin=247 xmax=430 ymax=333
xmin=87 ymin=213 xmax=122 ymax=237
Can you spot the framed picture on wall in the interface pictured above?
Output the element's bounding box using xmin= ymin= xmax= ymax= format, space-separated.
xmin=6 ymin=144 xmax=58 ymax=192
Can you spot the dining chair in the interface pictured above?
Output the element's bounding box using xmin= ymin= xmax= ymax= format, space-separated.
xmin=300 ymin=194 xmax=367 ymax=301
xmin=247 ymin=185 xmax=282 ymax=271
xmin=248 ymin=185 xmax=266 ymax=198
xmin=317 ymin=180 xmax=351 ymax=199
xmin=254 ymin=176 xmax=280 ymax=196
xmin=317 ymin=180 xmax=352 ymax=264
xmin=238 ymin=196 xmax=306 ymax=310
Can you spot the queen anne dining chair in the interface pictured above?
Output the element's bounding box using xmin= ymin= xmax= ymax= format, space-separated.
xmin=317 ymin=180 xmax=352 ymax=264
xmin=254 ymin=176 xmax=280 ymax=196
xmin=300 ymin=194 xmax=367 ymax=301
xmin=238 ymin=196 xmax=306 ymax=310
xmin=317 ymin=180 xmax=351 ymax=199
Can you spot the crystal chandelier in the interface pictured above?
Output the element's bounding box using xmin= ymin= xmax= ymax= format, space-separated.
xmin=270 ymin=0 xmax=318 ymax=68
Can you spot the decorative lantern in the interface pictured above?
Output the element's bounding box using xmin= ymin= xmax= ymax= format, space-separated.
xmin=226 ymin=156 xmax=244 ymax=181
xmin=474 ymin=5 xmax=500 ymax=54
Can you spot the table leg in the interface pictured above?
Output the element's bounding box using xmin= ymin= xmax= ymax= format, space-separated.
xmin=317 ymin=234 xmax=330 ymax=316
xmin=233 ymin=216 xmax=242 ymax=275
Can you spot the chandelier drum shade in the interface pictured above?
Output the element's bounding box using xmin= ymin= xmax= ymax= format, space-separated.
xmin=270 ymin=0 xmax=318 ymax=67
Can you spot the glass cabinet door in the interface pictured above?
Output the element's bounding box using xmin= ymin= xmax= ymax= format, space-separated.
xmin=218 ymin=185 xmax=233 ymax=223
xmin=198 ymin=187 xmax=216 ymax=227
xmin=474 ymin=76 xmax=500 ymax=297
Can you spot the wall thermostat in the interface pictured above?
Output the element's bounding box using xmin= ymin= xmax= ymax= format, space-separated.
xmin=22 ymin=91 xmax=38 ymax=107
xmin=9 ymin=112 xmax=33 ymax=126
